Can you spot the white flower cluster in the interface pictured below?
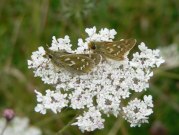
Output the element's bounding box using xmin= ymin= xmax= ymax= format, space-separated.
xmin=35 ymin=90 xmax=68 ymax=114
xmin=72 ymin=107 xmax=105 ymax=132
xmin=0 ymin=117 xmax=42 ymax=135
xmin=122 ymin=95 xmax=153 ymax=127
xmin=28 ymin=27 xmax=165 ymax=132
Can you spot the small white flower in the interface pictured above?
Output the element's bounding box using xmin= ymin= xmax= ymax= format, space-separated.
xmin=96 ymin=91 xmax=120 ymax=117
xmin=69 ymin=87 xmax=94 ymax=109
xmin=75 ymin=38 xmax=89 ymax=53
xmin=34 ymin=90 xmax=68 ymax=114
xmin=144 ymin=95 xmax=153 ymax=107
xmin=27 ymin=46 xmax=46 ymax=69
xmin=122 ymin=95 xmax=153 ymax=127
xmin=50 ymin=35 xmax=73 ymax=53
xmin=85 ymin=26 xmax=96 ymax=37
xmin=99 ymin=28 xmax=117 ymax=41
xmin=72 ymin=107 xmax=105 ymax=132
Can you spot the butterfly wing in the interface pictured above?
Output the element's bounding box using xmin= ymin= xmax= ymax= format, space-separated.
xmin=58 ymin=54 xmax=95 ymax=74
xmin=99 ymin=39 xmax=136 ymax=60
xmin=84 ymin=53 xmax=103 ymax=65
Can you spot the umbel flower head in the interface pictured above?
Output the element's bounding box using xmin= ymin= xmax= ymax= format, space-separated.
xmin=28 ymin=27 xmax=165 ymax=132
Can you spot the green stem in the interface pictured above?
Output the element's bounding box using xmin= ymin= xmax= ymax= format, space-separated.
xmin=107 ymin=117 xmax=123 ymax=135
xmin=54 ymin=114 xmax=79 ymax=135
xmin=35 ymin=108 xmax=69 ymax=126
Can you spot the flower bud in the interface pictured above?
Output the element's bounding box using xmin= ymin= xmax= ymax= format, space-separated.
xmin=3 ymin=108 xmax=15 ymax=122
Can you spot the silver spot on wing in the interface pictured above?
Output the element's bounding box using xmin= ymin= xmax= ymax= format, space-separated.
xmin=64 ymin=58 xmax=71 ymax=61
xmin=81 ymin=59 xmax=85 ymax=62
xmin=68 ymin=61 xmax=76 ymax=66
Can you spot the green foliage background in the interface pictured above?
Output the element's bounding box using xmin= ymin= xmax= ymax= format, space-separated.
xmin=0 ymin=0 xmax=179 ymax=135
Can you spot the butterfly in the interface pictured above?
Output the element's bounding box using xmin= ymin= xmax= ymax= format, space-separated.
xmin=45 ymin=49 xmax=102 ymax=74
xmin=88 ymin=38 xmax=136 ymax=61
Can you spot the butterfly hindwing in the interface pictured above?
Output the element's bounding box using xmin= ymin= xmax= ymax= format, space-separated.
xmin=84 ymin=53 xmax=103 ymax=65
xmin=59 ymin=54 xmax=95 ymax=74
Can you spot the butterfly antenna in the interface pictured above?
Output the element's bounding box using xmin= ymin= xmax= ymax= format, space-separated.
xmin=46 ymin=44 xmax=50 ymax=48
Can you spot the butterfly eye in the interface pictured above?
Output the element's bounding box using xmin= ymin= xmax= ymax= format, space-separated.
xmin=48 ymin=54 xmax=53 ymax=59
xmin=89 ymin=42 xmax=96 ymax=50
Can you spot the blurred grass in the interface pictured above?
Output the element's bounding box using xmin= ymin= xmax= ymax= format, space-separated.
xmin=0 ymin=0 xmax=179 ymax=135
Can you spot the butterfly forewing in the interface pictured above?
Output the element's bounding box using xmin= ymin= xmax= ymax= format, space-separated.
xmin=89 ymin=38 xmax=136 ymax=61
xmin=102 ymin=39 xmax=136 ymax=60
xmin=45 ymin=49 xmax=95 ymax=74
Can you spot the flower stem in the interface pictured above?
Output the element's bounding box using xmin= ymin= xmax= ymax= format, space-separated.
xmin=55 ymin=114 xmax=79 ymax=135
xmin=0 ymin=121 xmax=8 ymax=135
xmin=107 ymin=117 xmax=123 ymax=135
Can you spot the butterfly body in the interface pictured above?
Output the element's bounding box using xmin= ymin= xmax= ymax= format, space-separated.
xmin=88 ymin=39 xmax=136 ymax=60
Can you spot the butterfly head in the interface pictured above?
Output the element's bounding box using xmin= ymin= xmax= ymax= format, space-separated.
xmin=88 ymin=41 xmax=97 ymax=51
xmin=45 ymin=48 xmax=55 ymax=59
